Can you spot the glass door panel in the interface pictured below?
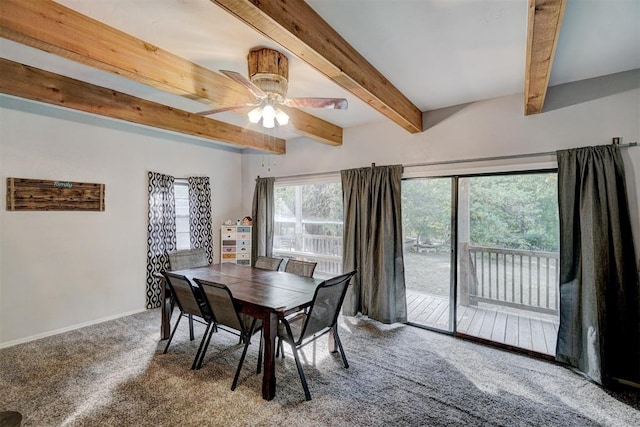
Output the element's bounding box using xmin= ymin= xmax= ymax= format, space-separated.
xmin=402 ymin=178 xmax=454 ymax=331
xmin=456 ymin=174 xmax=560 ymax=355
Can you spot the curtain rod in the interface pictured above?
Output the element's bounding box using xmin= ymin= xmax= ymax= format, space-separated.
xmin=269 ymin=141 xmax=638 ymax=181
xmin=405 ymin=141 xmax=638 ymax=169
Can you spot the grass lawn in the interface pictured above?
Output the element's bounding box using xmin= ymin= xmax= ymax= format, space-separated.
xmin=403 ymin=251 xmax=452 ymax=297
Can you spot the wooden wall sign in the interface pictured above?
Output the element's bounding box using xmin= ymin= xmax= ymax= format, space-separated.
xmin=6 ymin=178 xmax=105 ymax=211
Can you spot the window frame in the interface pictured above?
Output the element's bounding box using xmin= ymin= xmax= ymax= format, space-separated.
xmin=174 ymin=178 xmax=191 ymax=251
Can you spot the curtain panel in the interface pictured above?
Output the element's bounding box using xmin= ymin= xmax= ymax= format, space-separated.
xmin=146 ymin=172 xmax=176 ymax=309
xmin=341 ymin=165 xmax=407 ymax=324
xmin=556 ymin=145 xmax=640 ymax=386
xmin=188 ymin=177 xmax=214 ymax=264
xmin=251 ymin=177 xmax=275 ymax=265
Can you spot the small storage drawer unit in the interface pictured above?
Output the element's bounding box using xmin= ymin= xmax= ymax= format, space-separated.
xmin=220 ymin=225 xmax=252 ymax=265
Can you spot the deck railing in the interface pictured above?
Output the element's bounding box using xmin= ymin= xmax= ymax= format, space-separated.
xmin=272 ymin=234 xmax=559 ymax=314
xmin=273 ymin=234 xmax=343 ymax=277
xmin=466 ymin=246 xmax=559 ymax=315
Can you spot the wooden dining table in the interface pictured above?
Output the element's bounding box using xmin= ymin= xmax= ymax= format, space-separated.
xmin=160 ymin=263 xmax=324 ymax=400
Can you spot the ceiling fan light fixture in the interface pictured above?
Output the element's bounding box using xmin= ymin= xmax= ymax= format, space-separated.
xmin=248 ymin=107 xmax=262 ymax=124
xmin=213 ymin=49 xmax=346 ymax=129
xmin=275 ymin=109 xmax=289 ymax=126
xmin=262 ymin=114 xmax=275 ymax=129
xmin=262 ymin=104 xmax=276 ymax=121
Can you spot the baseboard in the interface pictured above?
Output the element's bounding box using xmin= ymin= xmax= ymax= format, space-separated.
xmin=0 ymin=308 xmax=148 ymax=349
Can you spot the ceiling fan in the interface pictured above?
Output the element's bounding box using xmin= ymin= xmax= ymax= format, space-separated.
xmin=197 ymin=48 xmax=348 ymax=128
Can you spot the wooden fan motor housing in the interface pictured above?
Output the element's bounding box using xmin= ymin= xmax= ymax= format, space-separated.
xmin=248 ymin=48 xmax=288 ymax=99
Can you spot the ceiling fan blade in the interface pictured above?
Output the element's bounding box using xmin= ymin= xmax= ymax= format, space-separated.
xmin=284 ymin=97 xmax=348 ymax=110
xmin=219 ymin=70 xmax=266 ymax=99
xmin=197 ymin=103 xmax=258 ymax=116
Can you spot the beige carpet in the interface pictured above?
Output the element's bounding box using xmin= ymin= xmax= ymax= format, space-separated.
xmin=1 ymin=309 xmax=639 ymax=426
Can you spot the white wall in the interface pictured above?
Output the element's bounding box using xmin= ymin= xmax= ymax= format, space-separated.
xmin=2 ymin=82 xmax=638 ymax=347
xmin=0 ymin=97 xmax=244 ymax=346
xmin=241 ymin=87 xmax=640 ymax=261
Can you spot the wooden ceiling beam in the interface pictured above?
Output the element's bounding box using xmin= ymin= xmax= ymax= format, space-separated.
xmin=0 ymin=0 xmax=341 ymax=146
xmin=0 ymin=58 xmax=286 ymax=154
xmin=524 ymin=0 xmax=567 ymax=115
xmin=212 ymin=0 xmax=423 ymax=134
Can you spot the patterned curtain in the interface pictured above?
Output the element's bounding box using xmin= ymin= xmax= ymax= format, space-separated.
xmin=188 ymin=177 xmax=214 ymax=264
xmin=146 ymin=172 xmax=176 ymax=308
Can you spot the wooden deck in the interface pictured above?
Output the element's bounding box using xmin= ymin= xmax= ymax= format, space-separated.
xmin=406 ymin=289 xmax=559 ymax=356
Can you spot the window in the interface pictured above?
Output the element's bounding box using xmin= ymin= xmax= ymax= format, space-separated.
xmin=273 ymin=180 xmax=343 ymax=277
xmin=174 ymin=179 xmax=191 ymax=250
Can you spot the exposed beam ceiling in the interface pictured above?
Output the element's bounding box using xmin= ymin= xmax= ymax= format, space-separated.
xmin=0 ymin=0 xmax=341 ymax=147
xmin=524 ymin=0 xmax=567 ymax=115
xmin=212 ymin=0 xmax=423 ymax=133
xmin=0 ymin=58 xmax=286 ymax=154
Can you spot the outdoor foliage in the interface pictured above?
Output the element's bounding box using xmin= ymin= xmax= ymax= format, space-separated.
xmin=468 ymin=174 xmax=559 ymax=251
xmin=274 ymin=182 xmax=343 ymax=236
xmin=402 ymin=179 xmax=452 ymax=247
xmin=402 ymin=174 xmax=559 ymax=252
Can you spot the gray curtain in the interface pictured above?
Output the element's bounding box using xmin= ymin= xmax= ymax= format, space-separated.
xmin=251 ymin=177 xmax=275 ymax=265
xmin=556 ymin=145 xmax=640 ymax=386
xmin=188 ymin=177 xmax=214 ymax=264
xmin=146 ymin=171 xmax=176 ymax=308
xmin=341 ymin=165 xmax=407 ymax=324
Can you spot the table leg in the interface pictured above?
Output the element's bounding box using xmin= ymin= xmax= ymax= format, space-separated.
xmin=261 ymin=311 xmax=278 ymax=400
xmin=160 ymin=279 xmax=171 ymax=340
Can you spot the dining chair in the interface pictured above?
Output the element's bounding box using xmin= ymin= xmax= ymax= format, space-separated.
xmin=161 ymin=271 xmax=215 ymax=370
xmin=192 ymin=278 xmax=263 ymax=390
xmin=284 ymin=259 xmax=317 ymax=278
xmin=168 ymin=247 xmax=209 ymax=270
xmin=167 ymin=247 xmax=211 ymax=340
xmin=254 ymin=256 xmax=283 ymax=271
xmin=277 ymin=270 xmax=357 ymax=401
xmin=275 ymin=259 xmax=318 ymax=356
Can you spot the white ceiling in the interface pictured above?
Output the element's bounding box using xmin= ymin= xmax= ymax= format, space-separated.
xmin=2 ymin=0 xmax=639 ymax=141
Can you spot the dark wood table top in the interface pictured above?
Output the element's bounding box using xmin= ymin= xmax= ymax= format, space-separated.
xmin=173 ymin=263 xmax=323 ymax=316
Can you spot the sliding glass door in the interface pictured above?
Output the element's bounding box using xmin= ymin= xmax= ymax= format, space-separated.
xmin=402 ymin=172 xmax=560 ymax=355
xmin=402 ymin=178 xmax=454 ymax=332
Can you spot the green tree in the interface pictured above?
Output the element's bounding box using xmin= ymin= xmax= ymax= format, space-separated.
xmin=402 ymin=178 xmax=452 ymax=249
xmin=468 ymin=174 xmax=558 ymax=251
xmin=401 ymin=173 xmax=559 ymax=253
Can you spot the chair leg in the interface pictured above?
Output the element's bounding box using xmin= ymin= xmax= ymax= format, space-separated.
xmin=276 ymin=337 xmax=285 ymax=358
xmin=193 ymin=321 xmax=215 ymax=370
xmin=189 ymin=314 xmax=195 ymax=341
xmin=232 ymin=319 xmax=257 ymax=391
xmin=290 ymin=342 xmax=311 ymax=401
xmin=169 ymin=296 xmax=176 ymax=320
xmin=256 ymin=333 xmax=263 ymax=374
xmin=332 ymin=325 xmax=349 ymax=368
xmin=163 ymin=314 xmax=183 ymax=354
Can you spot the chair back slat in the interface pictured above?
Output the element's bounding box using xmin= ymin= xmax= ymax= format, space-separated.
xmin=284 ymin=259 xmax=317 ymax=277
xmin=299 ymin=270 xmax=357 ymax=342
xmin=194 ymin=279 xmax=245 ymax=332
xmin=254 ymin=256 xmax=283 ymax=271
xmin=168 ymin=248 xmax=209 ymax=271
xmin=162 ymin=272 xmax=206 ymax=317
